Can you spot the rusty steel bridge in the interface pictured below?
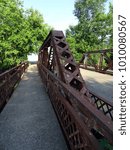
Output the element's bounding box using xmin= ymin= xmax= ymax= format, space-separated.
xmin=0 ymin=31 xmax=113 ymax=150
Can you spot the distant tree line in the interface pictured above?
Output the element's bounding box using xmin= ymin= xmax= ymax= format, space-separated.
xmin=66 ymin=0 xmax=113 ymax=61
xmin=0 ymin=0 xmax=50 ymax=72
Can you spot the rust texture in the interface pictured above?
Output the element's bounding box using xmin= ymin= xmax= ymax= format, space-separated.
xmin=38 ymin=30 xmax=113 ymax=149
xmin=79 ymin=49 xmax=113 ymax=75
xmin=0 ymin=62 xmax=28 ymax=111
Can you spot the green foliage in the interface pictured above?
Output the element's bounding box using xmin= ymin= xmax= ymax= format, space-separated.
xmin=0 ymin=0 xmax=50 ymax=71
xmin=66 ymin=0 xmax=113 ymax=61
xmin=99 ymin=139 xmax=113 ymax=150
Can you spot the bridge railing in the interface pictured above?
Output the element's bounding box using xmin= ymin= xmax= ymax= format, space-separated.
xmin=38 ymin=62 xmax=112 ymax=150
xmin=79 ymin=49 xmax=113 ymax=74
xmin=89 ymin=90 xmax=113 ymax=120
xmin=0 ymin=62 xmax=28 ymax=111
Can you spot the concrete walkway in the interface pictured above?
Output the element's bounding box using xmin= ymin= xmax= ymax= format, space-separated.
xmin=0 ymin=64 xmax=68 ymax=150
xmin=80 ymin=68 xmax=113 ymax=102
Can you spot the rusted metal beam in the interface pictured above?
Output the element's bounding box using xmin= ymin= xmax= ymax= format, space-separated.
xmin=82 ymin=49 xmax=113 ymax=54
xmin=38 ymin=30 xmax=113 ymax=149
xmin=79 ymin=49 xmax=113 ymax=75
xmin=0 ymin=62 xmax=28 ymax=112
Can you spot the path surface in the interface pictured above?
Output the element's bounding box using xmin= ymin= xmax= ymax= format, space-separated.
xmin=80 ymin=68 xmax=113 ymax=102
xmin=0 ymin=64 xmax=68 ymax=150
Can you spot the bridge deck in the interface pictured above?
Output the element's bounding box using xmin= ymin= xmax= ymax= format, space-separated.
xmin=80 ymin=68 xmax=113 ymax=102
xmin=0 ymin=64 xmax=68 ymax=150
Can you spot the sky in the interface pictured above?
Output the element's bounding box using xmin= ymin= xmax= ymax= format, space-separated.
xmin=23 ymin=0 xmax=78 ymax=33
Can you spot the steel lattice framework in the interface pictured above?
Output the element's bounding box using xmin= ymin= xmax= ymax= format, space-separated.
xmin=38 ymin=30 xmax=113 ymax=150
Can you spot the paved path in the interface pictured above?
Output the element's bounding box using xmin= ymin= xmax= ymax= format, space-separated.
xmin=0 ymin=65 xmax=68 ymax=150
xmin=80 ymin=69 xmax=113 ymax=102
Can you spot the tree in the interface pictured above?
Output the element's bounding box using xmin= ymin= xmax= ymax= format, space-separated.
xmin=0 ymin=0 xmax=50 ymax=72
xmin=66 ymin=0 xmax=113 ymax=61
xmin=24 ymin=8 xmax=50 ymax=54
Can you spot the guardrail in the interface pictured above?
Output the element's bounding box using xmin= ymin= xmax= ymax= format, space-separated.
xmin=38 ymin=62 xmax=112 ymax=150
xmin=0 ymin=62 xmax=28 ymax=111
xmin=79 ymin=49 xmax=113 ymax=75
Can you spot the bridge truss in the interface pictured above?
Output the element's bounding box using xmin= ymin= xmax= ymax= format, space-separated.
xmin=38 ymin=30 xmax=113 ymax=150
xmin=79 ymin=49 xmax=113 ymax=75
